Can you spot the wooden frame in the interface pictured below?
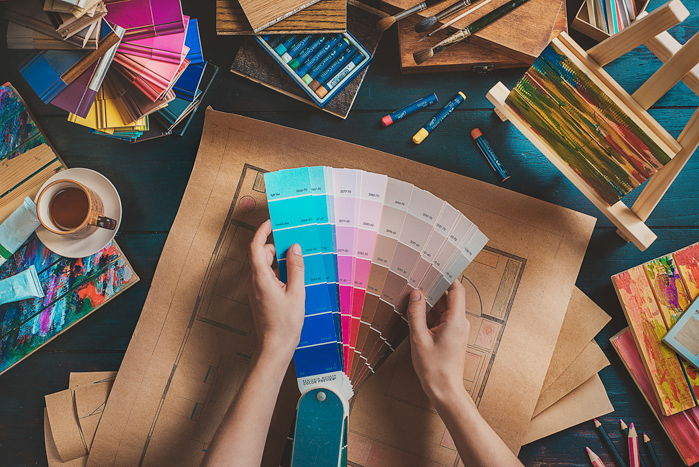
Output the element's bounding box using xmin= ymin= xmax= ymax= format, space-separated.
xmin=486 ymin=0 xmax=698 ymax=251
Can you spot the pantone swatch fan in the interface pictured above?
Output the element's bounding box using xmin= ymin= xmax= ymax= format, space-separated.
xmin=265 ymin=167 xmax=487 ymax=466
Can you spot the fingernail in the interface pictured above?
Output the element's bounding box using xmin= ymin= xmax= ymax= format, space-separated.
xmin=410 ymin=289 xmax=422 ymax=301
xmin=291 ymin=244 xmax=302 ymax=255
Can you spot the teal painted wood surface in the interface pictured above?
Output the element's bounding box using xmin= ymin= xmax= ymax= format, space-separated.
xmin=0 ymin=0 xmax=697 ymax=464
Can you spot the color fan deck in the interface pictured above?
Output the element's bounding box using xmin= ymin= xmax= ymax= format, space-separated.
xmin=265 ymin=167 xmax=487 ymax=394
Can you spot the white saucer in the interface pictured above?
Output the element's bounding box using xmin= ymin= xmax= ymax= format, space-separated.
xmin=35 ymin=168 xmax=122 ymax=258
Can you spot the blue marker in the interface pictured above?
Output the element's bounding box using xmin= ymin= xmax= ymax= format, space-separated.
xmin=318 ymin=52 xmax=366 ymax=97
xmin=281 ymin=34 xmax=312 ymax=62
xmin=381 ymin=93 xmax=438 ymax=127
xmin=296 ymin=35 xmax=343 ymax=77
xmin=274 ymin=35 xmax=298 ymax=55
xmin=412 ymin=91 xmax=466 ymax=144
xmin=288 ymin=36 xmax=328 ymax=69
xmin=310 ymin=45 xmax=357 ymax=91
xmin=471 ymin=128 xmax=511 ymax=182
xmin=301 ymin=38 xmax=349 ymax=85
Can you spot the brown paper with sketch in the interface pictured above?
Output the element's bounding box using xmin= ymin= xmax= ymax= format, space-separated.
xmin=44 ymin=390 xmax=87 ymax=462
xmin=534 ymin=340 xmax=610 ymax=416
xmin=88 ymin=109 xmax=594 ymax=465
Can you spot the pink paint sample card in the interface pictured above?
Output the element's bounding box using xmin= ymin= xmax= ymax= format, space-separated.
xmin=264 ymin=166 xmax=488 ymax=391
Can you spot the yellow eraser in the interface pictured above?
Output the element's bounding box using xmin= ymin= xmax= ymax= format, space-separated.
xmin=412 ymin=128 xmax=429 ymax=145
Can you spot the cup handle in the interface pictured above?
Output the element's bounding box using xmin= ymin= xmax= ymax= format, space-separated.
xmin=96 ymin=216 xmax=117 ymax=230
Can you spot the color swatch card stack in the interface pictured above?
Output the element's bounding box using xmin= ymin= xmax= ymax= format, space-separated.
xmin=265 ymin=167 xmax=488 ymax=396
xmin=5 ymin=0 xmax=217 ymax=142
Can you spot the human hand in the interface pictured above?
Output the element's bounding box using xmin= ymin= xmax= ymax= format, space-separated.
xmin=407 ymin=281 xmax=470 ymax=406
xmin=248 ymin=220 xmax=305 ymax=365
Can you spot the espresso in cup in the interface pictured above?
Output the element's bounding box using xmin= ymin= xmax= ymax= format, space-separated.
xmin=49 ymin=186 xmax=90 ymax=230
xmin=37 ymin=179 xmax=117 ymax=237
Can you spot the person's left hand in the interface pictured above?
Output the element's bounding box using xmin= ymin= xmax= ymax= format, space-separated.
xmin=248 ymin=220 xmax=305 ymax=363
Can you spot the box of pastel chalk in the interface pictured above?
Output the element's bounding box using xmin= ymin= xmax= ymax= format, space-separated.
xmin=255 ymin=33 xmax=372 ymax=107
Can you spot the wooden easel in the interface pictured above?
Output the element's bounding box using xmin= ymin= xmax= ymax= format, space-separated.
xmin=486 ymin=0 xmax=699 ymax=251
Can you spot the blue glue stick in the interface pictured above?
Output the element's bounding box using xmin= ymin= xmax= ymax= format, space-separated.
xmin=381 ymin=93 xmax=438 ymax=127
xmin=471 ymin=128 xmax=511 ymax=182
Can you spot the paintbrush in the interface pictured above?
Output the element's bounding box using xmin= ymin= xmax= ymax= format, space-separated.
xmin=413 ymin=0 xmax=530 ymax=64
xmin=376 ymin=0 xmax=448 ymax=32
xmin=415 ymin=0 xmax=472 ymax=33
xmin=419 ymin=0 xmax=494 ymax=39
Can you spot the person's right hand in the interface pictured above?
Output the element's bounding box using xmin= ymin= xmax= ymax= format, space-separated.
xmin=407 ymin=281 xmax=470 ymax=405
xmin=248 ymin=220 xmax=305 ymax=365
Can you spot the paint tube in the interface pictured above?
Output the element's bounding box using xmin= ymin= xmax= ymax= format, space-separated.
xmin=0 ymin=197 xmax=40 ymax=266
xmin=0 ymin=265 xmax=44 ymax=305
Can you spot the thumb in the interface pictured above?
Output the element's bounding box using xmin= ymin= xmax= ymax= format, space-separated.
xmin=406 ymin=289 xmax=429 ymax=343
xmin=285 ymin=244 xmax=305 ymax=295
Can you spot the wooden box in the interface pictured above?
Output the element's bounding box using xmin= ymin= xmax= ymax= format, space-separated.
xmin=571 ymin=0 xmax=649 ymax=41
xmin=395 ymin=0 xmax=567 ymax=73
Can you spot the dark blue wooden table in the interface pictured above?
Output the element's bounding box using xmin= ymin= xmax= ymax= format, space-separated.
xmin=1 ymin=0 xmax=697 ymax=464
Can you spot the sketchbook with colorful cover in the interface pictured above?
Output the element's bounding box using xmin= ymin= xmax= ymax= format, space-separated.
xmin=0 ymin=83 xmax=139 ymax=376
xmin=612 ymin=242 xmax=699 ymax=416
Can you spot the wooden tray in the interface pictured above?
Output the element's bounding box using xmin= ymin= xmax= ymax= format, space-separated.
xmin=397 ymin=0 xmax=566 ymax=73
xmin=384 ymin=0 xmax=564 ymax=64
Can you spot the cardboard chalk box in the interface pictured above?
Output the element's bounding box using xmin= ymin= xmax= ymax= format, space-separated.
xmin=256 ymin=33 xmax=372 ymax=107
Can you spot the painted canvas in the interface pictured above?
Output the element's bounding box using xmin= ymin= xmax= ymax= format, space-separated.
xmin=0 ymin=82 xmax=139 ymax=376
xmin=506 ymin=40 xmax=673 ymax=205
xmin=612 ymin=242 xmax=699 ymax=416
xmin=0 ymin=83 xmax=47 ymax=160
xmin=0 ymin=236 xmax=138 ymax=375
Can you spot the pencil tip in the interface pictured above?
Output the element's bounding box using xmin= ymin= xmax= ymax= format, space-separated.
xmin=593 ymin=418 xmax=601 ymax=427
xmin=619 ymin=419 xmax=628 ymax=429
xmin=643 ymin=433 xmax=651 ymax=442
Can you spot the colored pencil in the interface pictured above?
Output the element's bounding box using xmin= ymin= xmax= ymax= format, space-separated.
xmin=594 ymin=418 xmax=628 ymax=467
xmin=587 ymin=447 xmax=606 ymax=467
xmin=643 ymin=433 xmax=661 ymax=467
xmin=628 ymin=423 xmax=640 ymax=467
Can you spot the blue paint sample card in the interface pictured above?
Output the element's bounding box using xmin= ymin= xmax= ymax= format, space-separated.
xmin=264 ymin=167 xmax=350 ymax=400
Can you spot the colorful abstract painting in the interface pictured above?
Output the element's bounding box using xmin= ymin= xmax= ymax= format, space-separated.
xmin=0 ymin=235 xmax=138 ymax=375
xmin=612 ymin=242 xmax=699 ymax=416
xmin=0 ymin=82 xmax=47 ymax=161
xmin=506 ymin=41 xmax=673 ymax=205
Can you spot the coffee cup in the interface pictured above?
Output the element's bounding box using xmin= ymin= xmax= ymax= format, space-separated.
xmin=36 ymin=179 xmax=117 ymax=238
